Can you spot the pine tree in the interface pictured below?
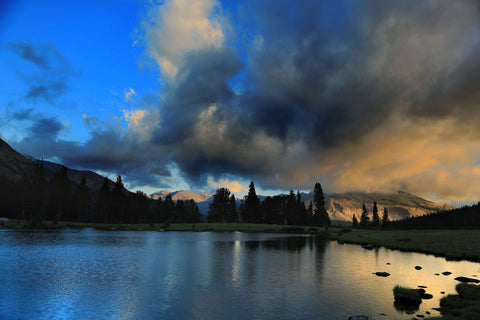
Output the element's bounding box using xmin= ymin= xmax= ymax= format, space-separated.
xmin=32 ymin=160 xmax=47 ymax=225
xmin=73 ymin=175 xmax=90 ymax=222
xmin=208 ymin=188 xmax=231 ymax=222
xmin=240 ymin=181 xmax=260 ymax=223
xmin=96 ymin=177 xmax=111 ymax=223
xmin=360 ymin=203 xmax=369 ymax=229
xmin=352 ymin=214 xmax=359 ymax=228
xmin=381 ymin=207 xmax=390 ymax=230
xmin=313 ymin=182 xmax=330 ymax=227
xmin=371 ymin=201 xmax=380 ymax=228
xmin=227 ymin=194 xmax=238 ymax=222
xmin=307 ymin=201 xmax=313 ymax=226
xmin=111 ymin=176 xmax=126 ymax=223
xmin=164 ymin=194 xmax=176 ymax=224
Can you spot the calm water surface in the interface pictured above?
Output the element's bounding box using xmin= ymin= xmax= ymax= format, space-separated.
xmin=1 ymin=229 xmax=479 ymax=320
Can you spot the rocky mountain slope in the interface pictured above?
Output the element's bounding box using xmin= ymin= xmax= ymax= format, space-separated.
xmin=150 ymin=190 xmax=213 ymax=202
xmin=303 ymin=191 xmax=455 ymax=222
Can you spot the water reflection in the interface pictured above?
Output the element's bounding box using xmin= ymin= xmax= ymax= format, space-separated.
xmin=1 ymin=230 xmax=479 ymax=320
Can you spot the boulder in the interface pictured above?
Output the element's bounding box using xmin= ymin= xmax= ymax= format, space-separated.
xmin=442 ymin=271 xmax=452 ymax=276
xmin=454 ymin=276 xmax=480 ymax=283
xmin=415 ymin=266 xmax=422 ymax=270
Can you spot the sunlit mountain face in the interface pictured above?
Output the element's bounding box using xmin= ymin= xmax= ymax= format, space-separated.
xmin=2 ymin=0 xmax=480 ymax=205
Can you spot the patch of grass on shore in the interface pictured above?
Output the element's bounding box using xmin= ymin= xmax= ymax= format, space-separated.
xmin=433 ymin=284 xmax=480 ymax=319
xmin=328 ymin=229 xmax=480 ymax=261
xmin=393 ymin=285 xmax=421 ymax=298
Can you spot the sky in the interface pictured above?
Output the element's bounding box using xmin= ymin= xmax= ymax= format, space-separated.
xmin=1 ymin=0 xmax=480 ymax=204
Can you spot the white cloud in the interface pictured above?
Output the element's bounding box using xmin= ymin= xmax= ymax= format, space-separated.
xmin=207 ymin=176 xmax=247 ymax=194
xmin=143 ymin=0 xmax=225 ymax=78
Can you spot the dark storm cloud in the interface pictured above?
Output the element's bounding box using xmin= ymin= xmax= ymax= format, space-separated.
xmin=152 ymin=47 xmax=243 ymax=145
xmin=13 ymin=0 xmax=480 ymax=195
xmin=134 ymin=0 xmax=480 ymax=191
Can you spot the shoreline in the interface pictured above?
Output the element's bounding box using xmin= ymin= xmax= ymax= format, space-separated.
xmin=328 ymin=229 xmax=480 ymax=263
xmin=2 ymin=220 xmax=480 ymax=262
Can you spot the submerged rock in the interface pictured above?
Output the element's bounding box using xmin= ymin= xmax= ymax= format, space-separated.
xmin=415 ymin=266 xmax=422 ymax=270
xmin=454 ymin=276 xmax=480 ymax=283
xmin=442 ymin=271 xmax=452 ymax=276
xmin=374 ymin=272 xmax=391 ymax=277
xmin=348 ymin=316 xmax=369 ymax=320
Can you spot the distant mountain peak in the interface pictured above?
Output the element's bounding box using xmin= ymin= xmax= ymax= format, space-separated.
xmin=149 ymin=190 xmax=213 ymax=202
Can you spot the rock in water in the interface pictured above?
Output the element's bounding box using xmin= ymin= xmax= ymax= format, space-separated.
xmin=454 ymin=276 xmax=480 ymax=283
xmin=348 ymin=316 xmax=369 ymax=320
xmin=442 ymin=271 xmax=452 ymax=276
xmin=374 ymin=272 xmax=391 ymax=277
xmin=415 ymin=266 xmax=422 ymax=270
xmin=420 ymin=293 xmax=433 ymax=299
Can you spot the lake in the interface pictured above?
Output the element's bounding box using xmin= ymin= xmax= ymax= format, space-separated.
xmin=1 ymin=229 xmax=479 ymax=320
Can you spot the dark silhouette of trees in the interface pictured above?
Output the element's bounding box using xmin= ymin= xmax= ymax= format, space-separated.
xmin=50 ymin=166 xmax=72 ymax=223
xmin=360 ymin=203 xmax=369 ymax=228
xmin=371 ymin=201 xmax=380 ymax=228
xmin=240 ymin=181 xmax=261 ymax=223
xmin=307 ymin=201 xmax=313 ymax=225
xmin=313 ymin=182 xmax=330 ymax=227
xmin=96 ymin=177 xmax=111 ymax=223
xmin=381 ymin=207 xmax=390 ymax=230
xmin=227 ymin=194 xmax=238 ymax=222
xmin=352 ymin=214 xmax=359 ymax=228
xmin=391 ymin=203 xmax=480 ymax=230
xmin=208 ymin=188 xmax=233 ymax=222
xmin=73 ymin=175 xmax=90 ymax=222
xmin=164 ymin=194 xmax=176 ymax=224
xmin=111 ymin=176 xmax=127 ymax=223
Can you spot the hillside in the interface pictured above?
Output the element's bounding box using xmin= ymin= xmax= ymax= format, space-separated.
xmin=307 ymin=191 xmax=455 ymax=222
xmin=0 ymin=138 xmax=35 ymax=181
xmin=0 ymin=138 xmax=115 ymax=193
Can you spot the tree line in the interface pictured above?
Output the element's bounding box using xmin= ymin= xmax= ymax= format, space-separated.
xmin=0 ymin=161 xmax=330 ymax=227
xmin=207 ymin=181 xmax=330 ymax=227
xmin=351 ymin=201 xmax=390 ymax=229
xmin=389 ymin=203 xmax=480 ymax=230
xmin=0 ymin=161 xmax=202 ymax=225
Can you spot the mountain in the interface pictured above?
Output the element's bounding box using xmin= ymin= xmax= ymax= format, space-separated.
xmin=303 ymin=191 xmax=455 ymax=222
xmin=150 ymin=190 xmax=213 ymax=202
xmin=0 ymin=138 xmax=35 ymax=181
xmin=0 ymin=138 xmax=115 ymax=193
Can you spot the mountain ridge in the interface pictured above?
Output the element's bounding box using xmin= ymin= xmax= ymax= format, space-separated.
xmin=0 ymin=137 xmax=455 ymax=222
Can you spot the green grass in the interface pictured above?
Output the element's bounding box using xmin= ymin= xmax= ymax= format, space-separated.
xmin=329 ymin=229 xmax=480 ymax=261
xmin=0 ymin=219 xmax=327 ymax=234
xmin=393 ymin=285 xmax=421 ymax=298
xmin=436 ymin=284 xmax=480 ymax=319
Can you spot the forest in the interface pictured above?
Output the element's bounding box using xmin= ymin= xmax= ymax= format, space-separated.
xmin=0 ymin=161 xmax=202 ymax=225
xmin=0 ymin=161 xmax=331 ymax=227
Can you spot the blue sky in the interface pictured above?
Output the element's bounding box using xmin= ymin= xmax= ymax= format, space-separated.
xmin=1 ymin=0 xmax=480 ymax=203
